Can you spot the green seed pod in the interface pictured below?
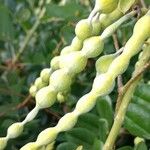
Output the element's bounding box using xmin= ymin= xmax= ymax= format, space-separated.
xmin=75 ymin=19 xmax=92 ymax=40
xmin=95 ymin=0 xmax=119 ymax=14
xmin=75 ymin=92 xmax=97 ymax=115
xmin=60 ymin=46 xmax=75 ymax=55
xmin=20 ymin=142 xmax=38 ymax=150
xmin=59 ymin=52 xmax=87 ymax=74
xmin=29 ymin=85 xmax=37 ymax=97
xmin=57 ymin=93 xmax=65 ymax=103
xmin=36 ymin=128 xmax=58 ymax=146
xmin=35 ymin=86 xmax=57 ymax=109
xmin=100 ymin=8 xmax=123 ymax=29
xmin=56 ymin=112 xmax=78 ymax=132
xmin=92 ymin=74 xmax=115 ymax=95
xmin=92 ymin=15 xmax=101 ymax=35
xmin=7 ymin=123 xmax=24 ymax=138
xmin=40 ymin=68 xmax=51 ymax=83
xmin=133 ymin=15 xmax=150 ymax=40
xmin=50 ymin=56 xmax=60 ymax=70
xmin=0 ymin=138 xmax=7 ymax=150
xmin=82 ymin=36 xmax=104 ymax=58
xmin=96 ymin=54 xmax=116 ymax=74
xmin=35 ymin=77 xmax=48 ymax=90
xmin=71 ymin=37 xmax=83 ymax=51
xmin=50 ymin=69 xmax=72 ymax=92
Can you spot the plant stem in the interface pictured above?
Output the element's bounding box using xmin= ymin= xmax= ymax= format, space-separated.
xmin=12 ymin=4 xmax=47 ymax=65
xmin=103 ymin=44 xmax=150 ymax=150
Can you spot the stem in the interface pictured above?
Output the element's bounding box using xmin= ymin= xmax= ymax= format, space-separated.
xmin=12 ymin=4 xmax=47 ymax=65
xmin=103 ymin=45 xmax=150 ymax=150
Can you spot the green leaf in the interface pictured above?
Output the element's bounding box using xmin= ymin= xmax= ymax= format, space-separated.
xmin=91 ymin=139 xmax=103 ymax=150
xmin=46 ymin=1 xmax=85 ymax=20
xmin=117 ymin=146 xmax=133 ymax=150
xmin=66 ymin=127 xmax=96 ymax=149
xmin=118 ymin=0 xmax=136 ymax=14
xmin=0 ymin=4 xmax=14 ymax=41
xmin=125 ymin=84 xmax=150 ymax=139
xmin=56 ymin=142 xmax=77 ymax=150
xmin=96 ymin=96 xmax=113 ymax=129
xmin=134 ymin=141 xmax=147 ymax=150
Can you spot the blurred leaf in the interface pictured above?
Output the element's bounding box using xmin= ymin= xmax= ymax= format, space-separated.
xmin=0 ymin=4 xmax=14 ymax=41
xmin=125 ymin=84 xmax=150 ymax=139
xmin=117 ymin=146 xmax=133 ymax=150
xmin=56 ymin=142 xmax=77 ymax=150
xmin=91 ymin=139 xmax=103 ymax=150
xmin=96 ymin=96 xmax=113 ymax=129
xmin=46 ymin=1 xmax=85 ymax=20
xmin=134 ymin=141 xmax=147 ymax=150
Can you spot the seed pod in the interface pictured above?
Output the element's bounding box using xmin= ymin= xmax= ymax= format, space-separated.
xmin=92 ymin=74 xmax=115 ymax=96
xmin=20 ymin=142 xmax=38 ymax=150
xmin=75 ymin=19 xmax=92 ymax=40
xmin=95 ymin=0 xmax=119 ymax=14
xmin=96 ymin=54 xmax=116 ymax=74
xmin=59 ymin=51 xmax=87 ymax=74
xmin=50 ymin=56 xmax=60 ymax=70
xmin=57 ymin=92 xmax=65 ymax=103
xmin=50 ymin=69 xmax=72 ymax=92
xmin=7 ymin=123 xmax=24 ymax=138
xmin=71 ymin=37 xmax=83 ymax=51
xmin=29 ymin=85 xmax=37 ymax=97
xmin=36 ymin=128 xmax=58 ymax=146
xmin=35 ymin=86 xmax=57 ymax=109
xmin=100 ymin=8 xmax=123 ymax=29
xmin=0 ymin=138 xmax=7 ymax=150
xmin=133 ymin=15 xmax=150 ymax=40
xmin=56 ymin=112 xmax=78 ymax=131
xmin=92 ymin=14 xmax=101 ymax=35
xmin=60 ymin=46 xmax=75 ymax=55
xmin=82 ymin=36 xmax=104 ymax=58
xmin=75 ymin=92 xmax=97 ymax=115
xmin=40 ymin=68 xmax=51 ymax=83
xmin=35 ymin=77 xmax=48 ymax=90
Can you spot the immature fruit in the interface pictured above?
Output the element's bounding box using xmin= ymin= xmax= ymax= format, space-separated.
xmin=71 ymin=37 xmax=83 ymax=51
xmin=40 ymin=68 xmax=51 ymax=83
xmin=35 ymin=86 xmax=57 ymax=109
xmin=35 ymin=77 xmax=48 ymax=90
xmin=50 ymin=56 xmax=60 ymax=70
xmin=36 ymin=128 xmax=58 ymax=146
xmin=7 ymin=123 xmax=24 ymax=138
xmin=50 ymin=69 xmax=72 ymax=92
xmin=20 ymin=142 xmax=38 ymax=150
xmin=60 ymin=46 xmax=75 ymax=55
xmin=92 ymin=17 xmax=101 ymax=35
xmin=59 ymin=51 xmax=87 ymax=74
xmin=96 ymin=54 xmax=116 ymax=74
xmin=92 ymin=74 xmax=115 ymax=95
xmin=82 ymin=36 xmax=104 ymax=58
xmin=95 ymin=0 xmax=119 ymax=14
xmin=0 ymin=138 xmax=7 ymax=150
xmin=133 ymin=15 xmax=150 ymax=40
xmin=75 ymin=19 xmax=92 ymax=40
xmin=56 ymin=113 xmax=78 ymax=131
xmin=29 ymin=85 xmax=37 ymax=97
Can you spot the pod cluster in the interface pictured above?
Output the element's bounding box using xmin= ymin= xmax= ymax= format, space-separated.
xmin=20 ymin=10 xmax=150 ymax=150
xmin=0 ymin=1 xmax=140 ymax=149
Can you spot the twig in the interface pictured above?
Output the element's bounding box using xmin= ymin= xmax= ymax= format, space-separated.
xmin=112 ymin=33 xmax=124 ymax=113
xmin=103 ymin=45 xmax=150 ymax=150
xmin=140 ymin=0 xmax=147 ymax=8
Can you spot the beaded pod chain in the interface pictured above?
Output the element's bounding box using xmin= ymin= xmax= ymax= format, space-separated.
xmin=0 ymin=0 xmax=149 ymax=149
xmin=19 ymin=10 xmax=150 ymax=150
